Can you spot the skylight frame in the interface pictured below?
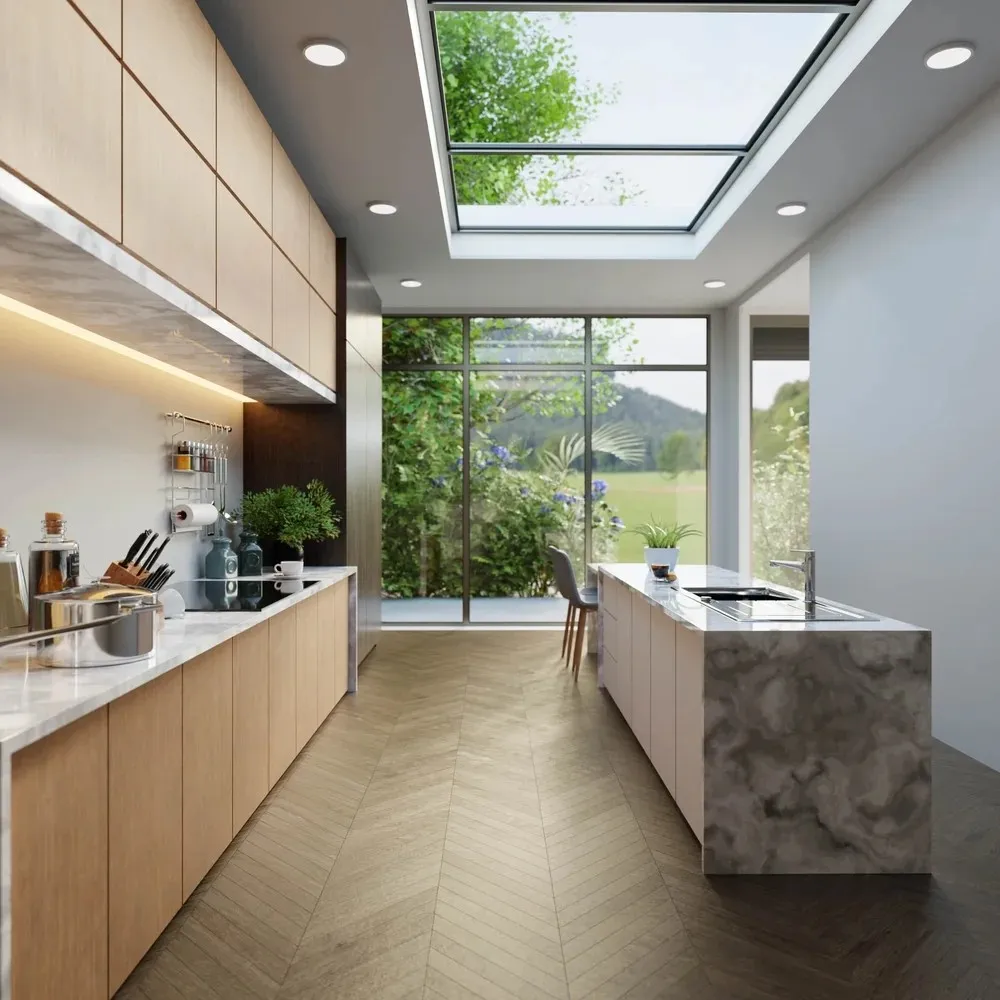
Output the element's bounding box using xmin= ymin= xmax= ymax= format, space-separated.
xmin=427 ymin=0 xmax=862 ymax=234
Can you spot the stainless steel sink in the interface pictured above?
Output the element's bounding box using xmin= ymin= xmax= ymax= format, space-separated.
xmin=680 ymin=586 xmax=877 ymax=623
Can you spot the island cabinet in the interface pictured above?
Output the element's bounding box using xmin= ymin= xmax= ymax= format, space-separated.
xmin=630 ymin=592 xmax=652 ymax=755
xmin=233 ymin=622 xmax=271 ymax=834
xmin=107 ymin=671 xmax=183 ymax=994
xmin=0 ymin=0 xmax=122 ymax=240
xmin=296 ymin=595 xmax=320 ymax=751
xmin=318 ymin=578 xmax=350 ymax=717
xmin=674 ymin=623 xmax=705 ymax=842
xmin=268 ymin=607 xmax=298 ymax=786
xmin=649 ymin=611 xmax=677 ymax=797
xmin=601 ymin=575 xmax=632 ymax=724
xmin=182 ymin=641 xmax=234 ymax=898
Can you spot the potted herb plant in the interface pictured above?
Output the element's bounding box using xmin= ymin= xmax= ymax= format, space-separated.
xmin=237 ymin=480 xmax=340 ymax=576
xmin=629 ymin=519 xmax=701 ymax=573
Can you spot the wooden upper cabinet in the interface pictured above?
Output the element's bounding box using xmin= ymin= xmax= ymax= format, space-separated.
xmin=123 ymin=76 xmax=216 ymax=305
xmin=309 ymin=199 xmax=337 ymax=309
xmin=309 ymin=288 xmax=336 ymax=390
xmin=272 ymin=135 xmax=311 ymax=275
xmin=123 ymin=0 xmax=217 ymax=164
xmin=74 ymin=0 xmax=122 ymax=53
xmin=273 ymin=246 xmax=310 ymax=370
xmin=0 ymin=0 xmax=122 ymax=239
xmin=11 ymin=708 xmax=109 ymax=1000
xmin=217 ymin=42 xmax=272 ymax=232
xmin=233 ymin=623 xmax=270 ymax=835
xmin=218 ymin=181 xmax=272 ymax=345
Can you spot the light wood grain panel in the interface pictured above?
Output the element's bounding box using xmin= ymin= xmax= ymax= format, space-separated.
xmin=233 ymin=622 xmax=270 ymax=835
xmin=272 ymin=135 xmax=310 ymax=274
xmin=316 ymin=584 xmax=337 ymax=721
xmin=333 ymin=579 xmax=349 ymax=703
xmin=269 ymin=607 xmax=297 ymax=786
xmin=630 ymin=592 xmax=652 ymax=754
xmin=309 ymin=287 xmax=335 ymax=389
xmin=216 ymin=42 xmax=271 ymax=231
xmin=218 ymin=180 xmax=272 ymax=345
xmin=11 ymin=708 xmax=108 ymax=1000
xmin=182 ymin=641 xmax=234 ymax=898
xmin=675 ymin=623 xmax=704 ymax=843
xmin=122 ymin=0 xmax=215 ymax=163
xmin=73 ymin=0 xmax=122 ymax=53
xmin=108 ymin=670 xmax=183 ymax=994
xmin=296 ymin=594 xmax=320 ymax=750
xmin=0 ymin=0 xmax=122 ymax=239
xmin=122 ymin=75 xmax=216 ymax=304
xmin=273 ymin=245 xmax=310 ymax=370
xmin=650 ymin=610 xmax=677 ymax=796
xmin=308 ymin=199 xmax=336 ymax=309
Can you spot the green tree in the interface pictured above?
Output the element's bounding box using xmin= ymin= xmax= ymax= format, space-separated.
xmin=658 ymin=430 xmax=700 ymax=477
xmin=752 ymin=380 xmax=810 ymax=463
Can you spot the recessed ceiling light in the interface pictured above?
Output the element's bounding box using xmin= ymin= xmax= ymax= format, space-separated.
xmin=776 ymin=202 xmax=808 ymax=217
xmin=302 ymin=40 xmax=347 ymax=67
xmin=924 ymin=43 xmax=974 ymax=70
xmin=368 ymin=201 xmax=397 ymax=216
xmin=704 ymin=280 xmax=726 ymax=289
xmin=400 ymin=279 xmax=422 ymax=289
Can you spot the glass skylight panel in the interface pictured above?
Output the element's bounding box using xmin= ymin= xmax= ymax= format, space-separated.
xmin=435 ymin=10 xmax=838 ymax=147
xmin=454 ymin=153 xmax=735 ymax=230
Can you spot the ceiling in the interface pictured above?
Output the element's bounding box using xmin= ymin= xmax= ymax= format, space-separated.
xmin=197 ymin=0 xmax=1000 ymax=313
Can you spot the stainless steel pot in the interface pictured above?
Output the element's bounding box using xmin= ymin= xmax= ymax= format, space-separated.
xmin=0 ymin=584 xmax=158 ymax=667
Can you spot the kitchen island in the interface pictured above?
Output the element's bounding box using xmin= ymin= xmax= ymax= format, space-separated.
xmin=598 ymin=563 xmax=930 ymax=876
xmin=0 ymin=568 xmax=356 ymax=1000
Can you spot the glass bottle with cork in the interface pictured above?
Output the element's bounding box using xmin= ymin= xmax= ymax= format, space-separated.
xmin=27 ymin=513 xmax=80 ymax=629
xmin=0 ymin=528 xmax=29 ymax=632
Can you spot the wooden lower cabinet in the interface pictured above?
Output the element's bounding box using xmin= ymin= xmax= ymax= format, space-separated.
xmin=333 ymin=579 xmax=349 ymax=702
xmin=11 ymin=708 xmax=109 ymax=1000
xmin=233 ymin=622 xmax=271 ymax=835
xmin=269 ymin=607 xmax=298 ymax=786
xmin=630 ymin=593 xmax=652 ymax=755
xmin=675 ymin=624 xmax=705 ymax=842
xmin=108 ymin=671 xmax=183 ymax=993
xmin=296 ymin=595 xmax=320 ymax=750
xmin=182 ymin=642 xmax=234 ymax=898
xmin=649 ymin=612 xmax=677 ymax=796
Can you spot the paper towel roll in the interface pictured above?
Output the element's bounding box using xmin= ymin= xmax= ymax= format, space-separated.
xmin=171 ymin=502 xmax=218 ymax=528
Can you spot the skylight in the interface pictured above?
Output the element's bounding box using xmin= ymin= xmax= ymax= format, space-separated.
xmin=429 ymin=2 xmax=859 ymax=233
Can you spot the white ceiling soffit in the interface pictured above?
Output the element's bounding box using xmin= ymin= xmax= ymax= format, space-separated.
xmin=197 ymin=0 xmax=1000 ymax=312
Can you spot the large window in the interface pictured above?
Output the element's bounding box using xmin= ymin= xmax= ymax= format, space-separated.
xmin=429 ymin=2 xmax=860 ymax=232
xmin=382 ymin=316 xmax=709 ymax=624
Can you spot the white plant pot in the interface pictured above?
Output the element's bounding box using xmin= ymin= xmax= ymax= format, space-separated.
xmin=644 ymin=547 xmax=679 ymax=572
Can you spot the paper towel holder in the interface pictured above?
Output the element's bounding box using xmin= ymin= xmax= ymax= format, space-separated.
xmin=165 ymin=412 xmax=232 ymax=537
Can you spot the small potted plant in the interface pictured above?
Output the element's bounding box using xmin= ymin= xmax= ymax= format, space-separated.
xmin=629 ymin=519 xmax=701 ymax=574
xmin=238 ymin=480 xmax=340 ymax=577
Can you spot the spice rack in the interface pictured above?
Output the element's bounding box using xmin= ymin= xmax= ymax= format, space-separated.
xmin=165 ymin=412 xmax=232 ymax=536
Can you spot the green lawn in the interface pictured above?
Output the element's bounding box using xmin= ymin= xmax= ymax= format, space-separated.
xmin=569 ymin=470 xmax=708 ymax=564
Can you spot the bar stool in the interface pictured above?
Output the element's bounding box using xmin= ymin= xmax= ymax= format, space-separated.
xmin=548 ymin=546 xmax=598 ymax=677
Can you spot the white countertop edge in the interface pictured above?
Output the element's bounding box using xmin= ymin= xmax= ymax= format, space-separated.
xmin=596 ymin=563 xmax=926 ymax=634
xmin=0 ymin=567 xmax=357 ymax=757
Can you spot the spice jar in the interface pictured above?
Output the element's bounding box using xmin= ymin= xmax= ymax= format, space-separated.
xmin=174 ymin=440 xmax=191 ymax=472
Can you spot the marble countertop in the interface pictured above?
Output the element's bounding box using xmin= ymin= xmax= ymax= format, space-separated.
xmin=597 ymin=563 xmax=924 ymax=633
xmin=0 ymin=567 xmax=356 ymax=756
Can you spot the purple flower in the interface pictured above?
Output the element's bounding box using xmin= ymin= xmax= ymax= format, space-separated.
xmin=553 ymin=491 xmax=572 ymax=504
xmin=539 ymin=504 xmax=553 ymax=515
xmin=520 ymin=486 xmax=530 ymax=497
xmin=431 ymin=475 xmax=447 ymax=488
xmin=591 ymin=479 xmax=608 ymax=500
xmin=490 ymin=444 xmax=512 ymax=464
xmin=611 ymin=516 xmax=625 ymax=530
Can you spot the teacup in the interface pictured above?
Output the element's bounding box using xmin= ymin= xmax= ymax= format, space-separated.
xmin=274 ymin=560 xmax=304 ymax=578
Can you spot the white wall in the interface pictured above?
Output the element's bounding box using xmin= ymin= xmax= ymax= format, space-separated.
xmin=0 ymin=308 xmax=243 ymax=585
xmin=811 ymin=84 xmax=1000 ymax=770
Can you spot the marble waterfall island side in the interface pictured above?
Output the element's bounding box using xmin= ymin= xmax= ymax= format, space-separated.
xmin=597 ymin=564 xmax=931 ymax=876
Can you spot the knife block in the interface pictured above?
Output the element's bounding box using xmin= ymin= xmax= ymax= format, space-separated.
xmin=103 ymin=561 xmax=151 ymax=588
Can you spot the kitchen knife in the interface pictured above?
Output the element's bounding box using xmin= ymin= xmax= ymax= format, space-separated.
xmin=131 ymin=532 xmax=158 ymax=569
xmin=145 ymin=565 xmax=168 ymax=590
xmin=122 ymin=530 xmax=150 ymax=566
xmin=154 ymin=569 xmax=174 ymax=591
xmin=140 ymin=536 xmax=170 ymax=573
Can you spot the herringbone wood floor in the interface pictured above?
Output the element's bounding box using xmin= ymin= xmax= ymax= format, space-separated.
xmin=117 ymin=631 xmax=1000 ymax=1000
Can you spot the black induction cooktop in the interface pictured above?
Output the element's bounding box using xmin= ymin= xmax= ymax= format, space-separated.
xmin=173 ymin=578 xmax=320 ymax=612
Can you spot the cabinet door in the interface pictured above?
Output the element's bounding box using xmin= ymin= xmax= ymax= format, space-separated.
xmin=75 ymin=0 xmax=122 ymax=53
xmin=615 ymin=587 xmax=633 ymax=724
xmin=333 ymin=579 xmax=350 ymax=702
xmin=269 ymin=607 xmax=298 ymax=786
xmin=122 ymin=0 xmax=216 ymax=163
xmin=296 ymin=596 xmax=320 ymax=750
xmin=216 ymin=43 xmax=272 ymax=231
xmin=0 ymin=0 xmax=122 ymax=239
xmin=675 ymin=624 xmax=705 ymax=843
xmin=108 ymin=671 xmax=183 ymax=994
xmin=273 ymin=245 xmax=311 ymax=370
xmin=630 ymin=593 xmax=652 ymax=755
xmin=309 ymin=199 xmax=336 ymax=309
xmin=317 ymin=583 xmax=349 ymax=719
xmin=182 ymin=641 xmax=234 ymax=898
xmin=233 ymin=623 xmax=271 ymax=835
xmin=649 ymin=612 xmax=677 ymax=796
xmin=123 ymin=76 xmax=216 ymax=305
xmin=11 ymin=708 xmax=109 ymax=1000
xmin=309 ymin=287 xmax=336 ymax=389
xmin=272 ymin=135 xmax=310 ymax=274
xmin=218 ymin=181 xmax=272 ymax=345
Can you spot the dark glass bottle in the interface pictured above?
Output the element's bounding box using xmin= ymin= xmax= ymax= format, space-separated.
xmin=238 ymin=531 xmax=264 ymax=577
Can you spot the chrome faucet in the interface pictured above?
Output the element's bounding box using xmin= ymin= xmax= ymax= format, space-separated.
xmin=770 ymin=549 xmax=816 ymax=606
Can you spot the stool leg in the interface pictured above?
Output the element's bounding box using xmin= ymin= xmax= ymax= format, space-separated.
xmin=573 ymin=609 xmax=588 ymax=677
xmin=565 ymin=606 xmax=577 ymax=667
xmin=561 ymin=602 xmax=573 ymax=659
